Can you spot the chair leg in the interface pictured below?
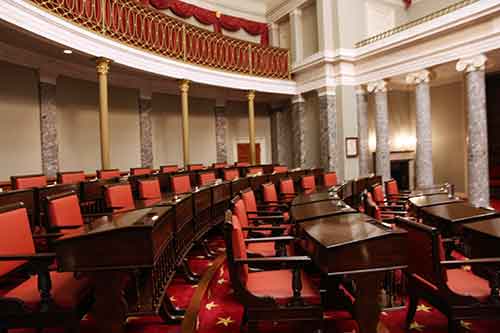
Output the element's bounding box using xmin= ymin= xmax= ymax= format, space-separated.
xmin=181 ymin=258 xmax=201 ymax=284
xmin=405 ymin=294 xmax=418 ymax=329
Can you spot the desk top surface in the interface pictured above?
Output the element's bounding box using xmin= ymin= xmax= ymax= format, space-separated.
xmin=463 ymin=217 xmax=500 ymax=238
xmin=291 ymin=199 xmax=356 ymax=222
xmin=421 ymin=202 xmax=496 ymax=223
xmin=409 ymin=193 xmax=463 ymax=208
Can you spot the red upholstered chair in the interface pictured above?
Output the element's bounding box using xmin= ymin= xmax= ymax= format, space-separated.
xmin=235 ymin=162 xmax=250 ymax=167
xmin=171 ymin=174 xmax=192 ymax=194
xmin=384 ymin=178 xmax=411 ymax=200
xmin=323 ymin=172 xmax=337 ymax=187
xmin=57 ymin=171 xmax=86 ymax=185
xmin=198 ymin=171 xmax=216 ymax=186
xmin=161 ymin=165 xmax=179 ymax=173
xmin=0 ymin=203 xmax=93 ymax=332
xmin=371 ymin=183 xmax=406 ymax=210
xmin=11 ymin=174 xmax=47 ymax=190
xmin=138 ymin=178 xmax=161 ymax=199
xmin=96 ymin=169 xmax=121 ymax=180
xmin=247 ymin=167 xmax=263 ymax=175
xmin=223 ymin=168 xmax=240 ymax=181
xmin=262 ymin=182 xmax=290 ymax=218
xmin=46 ymin=192 xmax=85 ymax=234
xmin=212 ymin=162 xmax=228 ymax=169
xmin=223 ymin=211 xmax=323 ymax=331
xmin=130 ymin=167 xmax=152 ymax=176
xmin=104 ymin=183 xmax=135 ymax=213
xmin=187 ymin=164 xmax=204 ymax=171
xmin=301 ymin=175 xmax=316 ymax=194
xmin=273 ymin=166 xmax=288 ymax=174
xmin=279 ymin=178 xmax=298 ymax=203
xmin=363 ymin=191 xmax=406 ymax=223
xmin=396 ymin=217 xmax=500 ymax=333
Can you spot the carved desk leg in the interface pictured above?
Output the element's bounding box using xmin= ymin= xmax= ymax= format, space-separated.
xmin=91 ymin=271 xmax=129 ymax=333
xmin=352 ymin=272 xmax=385 ymax=333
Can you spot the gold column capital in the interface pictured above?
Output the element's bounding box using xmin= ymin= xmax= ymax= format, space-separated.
xmin=179 ymin=79 xmax=190 ymax=93
xmin=96 ymin=57 xmax=111 ymax=75
xmin=247 ymin=90 xmax=256 ymax=101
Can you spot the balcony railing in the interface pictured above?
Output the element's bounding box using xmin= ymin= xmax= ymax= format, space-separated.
xmin=28 ymin=0 xmax=291 ymax=80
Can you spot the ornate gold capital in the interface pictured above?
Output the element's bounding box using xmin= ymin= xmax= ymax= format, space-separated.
xmin=247 ymin=90 xmax=256 ymax=101
xmin=179 ymin=79 xmax=190 ymax=93
xmin=456 ymin=54 xmax=488 ymax=73
xmin=406 ymin=70 xmax=432 ymax=85
xmin=366 ymin=80 xmax=387 ymax=93
xmin=96 ymin=57 xmax=111 ymax=75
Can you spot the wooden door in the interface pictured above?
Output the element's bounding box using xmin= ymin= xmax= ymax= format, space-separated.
xmin=237 ymin=143 xmax=261 ymax=164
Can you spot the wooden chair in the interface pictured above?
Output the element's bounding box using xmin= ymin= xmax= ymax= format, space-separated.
xmin=301 ymin=175 xmax=316 ymax=194
xmin=187 ymin=164 xmax=204 ymax=171
xmin=262 ymin=182 xmax=290 ymax=217
xmin=198 ymin=171 xmax=216 ymax=186
xmin=130 ymin=167 xmax=152 ymax=176
xmin=371 ymin=183 xmax=406 ymax=210
xmin=11 ymin=174 xmax=47 ymax=190
xmin=235 ymin=162 xmax=250 ymax=167
xmin=363 ymin=191 xmax=406 ymax=223
xmin=223 ymin=168 xmax=240 ymax=181
xmin=104 ymin=183 xmax=135 ymax=213
xmin=396 ymin=217 xmax=500 ymax=333
xmin=137 ymin=178 xmax=162 ymax=199
xmin=212 ymin=162 xmax=228 ymax=169
xmin=0 ymin=203 xmax=93 ymax=332
xmin=279 ymin=178 xmax=298 ymax=203
xmin=57 ymin=171 xmax=86 ymax=185
xmin=273 ymin=166 xmax=288 ymax=174
xmin=384 ymin=178 xmax=411 ymax=200
xmin=96 ymin=169 xmax=121 ymax=180
xmin=223 ymin=211 xmax=324 ymax=332
xmin=160 ymin=165 xmax=179 ymax=173
xmin=247 ymin=167 xmax=263 ymax=175
xmin=171 ymin=174 xmax=192 ymax=194
xmin=323 ymin=172 xmax=337 ymax=187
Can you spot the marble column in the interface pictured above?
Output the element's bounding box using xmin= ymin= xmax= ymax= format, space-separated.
xmin=291 ymin=94 xmax=306 ymax=168
xmin=39 ymin=75 xmax=59 ymax=177
xmin=318 ymin=87 xmax=337 ymax=172
xmin=270 ymin=105 xmax=293 ymax=166
xmin=407 ymin=70 xmax=434 ymax=188
xmin=356 ymin=86 xmax=370 ymax=177
xmin=139 ymin=95 xmax=153 ymax=168
xmin=367 ymin=80 xmax=391 ymax=182
xmin=214 ymin=102 xmax=228 ymax=163
xmin=457 ymin=54 xmax=490 ymax=207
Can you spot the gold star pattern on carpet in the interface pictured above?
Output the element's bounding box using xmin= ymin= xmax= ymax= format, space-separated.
xmin=409 ymin=321 xmax=425 ymax=331
xmin=208 ymin=262 xmax=213 ymax=266
xmin=216 ymin=316 xmax=234 ymax=327
xmin=417 ymin=304 xmax=432 ymax=312
xmin=220 ymin=268 xmax=224 ymax=277
xmin=217 ymin=278 xmax=226 ymax=285
xmin=460 ymin=320 xmax=472 ymax=330
xmin=205 ymin=301 xmax=218 ymax=310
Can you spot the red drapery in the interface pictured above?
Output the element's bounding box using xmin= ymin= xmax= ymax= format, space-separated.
xmin=148 ymin=0 xmax=269 ymax=45
xmin=403 ymin=0 xmax=412 ymax=8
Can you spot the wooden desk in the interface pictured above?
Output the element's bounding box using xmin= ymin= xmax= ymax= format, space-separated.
xmin=296 ymin=212 xmax=407 ymax=333
xmin=408 ymin=193 xmax=463 ymax=216
xmin=463 ymin=218 xmax=500 ymax=258
xmin=290 ymin=199 xmax=356 ymax=222
xmin=291 ymin=191 xmax=333 ymax=206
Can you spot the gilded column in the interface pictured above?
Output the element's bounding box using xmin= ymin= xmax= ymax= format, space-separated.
xmin=367 ymin=80 xmax=391 ymax=182
xmin=247 ymin=90 xmax=257 ymax=165
xmin=407 ymin=70 xmax=434 ymax=188
xmin=291 ymin=94 xmax=306 ymax=168
xmin=356 ymin=86 xmax=370 ymax=177
xmin=215 ymin=100 xmax=228 ymax=163
xmin=38 ymin=70 xmax=59 ymax=177
xmin=179 ymin=79 xmax=190 ymax=167
xmin=139 ymin=88 xmax=153 ymax=168
xmin=318 ymin=87 xmax=337 ymax=172
xmin=96 ymin=57 xmax=111 ymax=170
xmin=457 ymin=55 xmax=490 ymax=207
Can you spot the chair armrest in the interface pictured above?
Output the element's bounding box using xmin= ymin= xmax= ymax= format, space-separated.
xmin=32 ymin=233 xmax=64 ymax=239
xmin=0 ymin=253 xmax=56 ymax=262
xmin=379 ymin=205 xmax=406 ymax=210
xmin=380 ymin=210 xmax=407 ymax=215
xmin=280 ymin=193 xmax=298 ymax=197
xmin=247 ymin=210 xmax=283 ymax=216
xmin=235 ymin=256 xmax=311 ymax=266
xmin=242 ymin=226 xmax=287 ymax=231
xmin=244 ymin=236 xmax=294 ymax=244
xmin=441 ymin=258 xmax=500 ymax=268
xmin=248 ymin=215 xmax=284 ymax=221
xmin=83 ymin=212 xmax=113 ymax=218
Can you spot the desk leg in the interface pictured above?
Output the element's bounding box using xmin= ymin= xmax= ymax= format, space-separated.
xmin=352 ymin=272 xmax=384 ymax=333
xmin=91 ymin=271 xmax=128 ymax=333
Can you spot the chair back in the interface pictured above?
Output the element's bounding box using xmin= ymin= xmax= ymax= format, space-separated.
xmin=171 ymin=174 xmax=192 ymax=194
xmin=323 ymin=172 xmax=337 ymax=187
xmin=371 ymin=183 xmax=385 ymax=206
xmin=235 ymin=162 xmax=250 ymax=167
xmin=11 ymin=174 xmax=47 ymax=190
xmin=280 ymin=178 xmax=295 ymax=197
xmin=199 ymin=171 xmax=216 ymax=186
xmin=161 ymin=165 xmax=179 ymax=173
xmin=0 ymin=203 xmax=35 ymax=276
xmin=97 ymin=169 xmax=121 ymax=180
xmin=188 ymin=164 xmax=204 ymax=171
xmin=104 ymin=183 xmax=135 ymax=213
xmin=262 ymin=182 xmax=279 ymax=204
xmin=213 ymin=162 xmax=228 ymax=169
xmin=241 ymin=189 xmax=258 ymax=218
xmin=273 ymin=166 xmax=288 ymax=174
xmin=47 ymin=191 xmax=84 ymax=231
xmin=248 ymin=167 xmax=263 ymax=175
xmin=223 ymin=210 xmax=249 ymax=289
xmin=301 ymin=175 xmax=316 ymax=194
xmin=223 ymin=168 xmax=239 ymax=181
xmin=130 ymin=167 xmax=152 ymax=176
xmin=58 ymin=171 xmax=86 ymax=185
xmin=385 ymin=179 xmax=399 ymax=196
xmin=138 ymin=178 xmax=161 ymax=199
xmin=232 ymin=197 xmax=250 ymax=238
xmin=363 ymin=192 xmax=381 ymax=220
xmin=395 ymin=217 xmax=447 ymax=287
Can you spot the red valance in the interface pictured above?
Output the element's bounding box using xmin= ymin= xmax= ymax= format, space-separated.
xmin=148 ymin=0 xmax=269 ymax=45
xmin=403 ymin=0 xmax=412 ymax=8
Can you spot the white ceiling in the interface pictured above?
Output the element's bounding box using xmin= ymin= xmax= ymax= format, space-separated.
xmin=181 ymin=0 xmax=288 ymax=21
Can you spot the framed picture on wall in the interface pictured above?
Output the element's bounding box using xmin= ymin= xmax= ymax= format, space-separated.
xmin=345 ymin=137 xmax=358 ymax=158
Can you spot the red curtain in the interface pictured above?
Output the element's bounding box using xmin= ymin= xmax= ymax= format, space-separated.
xmin=403 ymin=0 xmax=412 ymax=8
xmin=149 ymin=0 xmax=269 ymax=45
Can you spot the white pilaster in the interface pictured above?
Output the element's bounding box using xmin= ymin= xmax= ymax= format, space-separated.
xmin=316 ymin=0 xmax=334 ymax=52
xmin=289 ymin=8 xmax=304 ymax=64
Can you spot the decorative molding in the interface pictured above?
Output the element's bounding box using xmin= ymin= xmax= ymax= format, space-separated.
xmin=406 ymin=69 xmax=431 ymax=84
xmin=38 ymin=66 xmax=58 ymax=85
xmin=291 ymin=94 xmax=305 ymax=104
xmin=366 ymin=80 xmax=387 ymax=93
xmin=317 ymin=86 xmax=336 ymax=97
xmin=355 ymin=85 xmax=367 ymax=95
xmin=456 ymin=54 xmax=488 ymax=72
xmin=180 ymin=0 xmax=267 ymax=22
xmin=267 ymin=0 xmax=309 ymax=23
xmin=290 ymin=8 xmax=302 ymax=17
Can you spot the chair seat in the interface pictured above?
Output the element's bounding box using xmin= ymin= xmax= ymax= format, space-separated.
xmin=4 ymin=272 xmax=91 ymax=311
xmin=446 ymin=268 xmax=491 ymax=302
xmin=247 ymin=242 xmax=293 ymax=257
xmin=247 ymin=270 xmax=320 ymax=305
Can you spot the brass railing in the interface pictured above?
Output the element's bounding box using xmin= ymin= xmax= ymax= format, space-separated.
xmin=28 ymin=0 xmax=291 ymax=80
xmin=356 ymin=0 xmax=479 ymax=48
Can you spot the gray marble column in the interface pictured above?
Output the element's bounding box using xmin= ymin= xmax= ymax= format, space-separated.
xmin=291 ymin=94 xmax=306 ymax=168
xmin=271 ymin=106 xmax=293 ymax=166
xmin=457 ymin=55 xmax=490 ymax=207
xmin=139 ymin=97 xmax=153 ymax=168
xmin=356 ymin=86 xmax=370 ymax=177
xmin=318 ymin=87 xmax=337 ymax=172
xmin=407 ymin=70 xmax=434 ymax=187
xmin=39 ymin=81 xmax=59 ymax=176
xmin=368 ymin=80 xmax=391 ymax=182
xmin=215 ymin=105 xmax=228 ymax=163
